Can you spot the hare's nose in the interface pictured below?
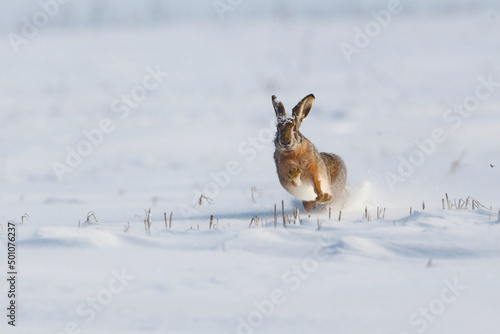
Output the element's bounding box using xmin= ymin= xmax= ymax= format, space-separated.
xmin=283 ymin=140 xmax=291 ymax=147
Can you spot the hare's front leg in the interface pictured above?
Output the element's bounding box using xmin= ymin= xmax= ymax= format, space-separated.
xmin=315 ymin=193 xmax=332 ymax=203
xmin=312 ymin=175 xmax=332 ymax=203
xmin=288 ymin=167 xmax=301 ymax=186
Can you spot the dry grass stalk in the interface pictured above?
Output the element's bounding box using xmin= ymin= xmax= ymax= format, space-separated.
xmin=363 ymin=207 xmax=371 ymax=221
xmin=251 ymin=186 xmax=261 ymax=204
xmin=282 ymin=200 xmax=287 ymax=228
xmin=274 ymin=204 xmax=277 ymax=228
xmin=293 ymin=208 xmax=300 ymax=225
xmin=249 ymin=215 xmax=260 ymax=228
xmin=197 ymin=194 xmax=213 ymax=206
xmin=144 ymin=208 xmax=152 ymax=235
xmin=81 ymin=211 xmax=99 ymax=229
xmin=444 ymin=194 xmax=490 ymax=211
xmin=21 ymin=213 xmax=30 ymax=224
xmin=86 ymin=211 xmax=98 ymax=223
xmin=317 ymin=218 xmax=322 ymax=231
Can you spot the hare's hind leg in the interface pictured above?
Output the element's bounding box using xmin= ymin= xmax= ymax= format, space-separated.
xmin=303 ymin=200 xmax=317 ymax=212
xmin=320 ymin=153 xmax=347 ymax=188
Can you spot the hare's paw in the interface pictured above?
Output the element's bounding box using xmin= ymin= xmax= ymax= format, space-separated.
xmin=288 ymin=167 xmax=301 ymax=182
xmin=315 ymin=193 xmax=332 ymax=203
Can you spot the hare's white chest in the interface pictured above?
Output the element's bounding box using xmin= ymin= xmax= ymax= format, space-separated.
xmin=283 ymin=178 xmax=316 ymax=201
xmin=283 ymin=174 xmax=330 ymax=201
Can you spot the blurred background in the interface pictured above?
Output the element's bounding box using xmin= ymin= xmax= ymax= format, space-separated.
xmin=1 ymin=0 xmax=499 ymax=222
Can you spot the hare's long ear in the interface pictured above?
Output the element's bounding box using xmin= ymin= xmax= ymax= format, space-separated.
xmin=292 ymin=94 xmax=315 ymax=124
xmin=272 ymin=95 xmax=286 ymax=119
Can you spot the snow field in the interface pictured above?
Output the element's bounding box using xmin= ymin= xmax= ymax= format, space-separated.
xmin=1 ymin=3 xmax=500 ymax=334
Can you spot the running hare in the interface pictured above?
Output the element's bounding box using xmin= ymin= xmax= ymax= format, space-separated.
xmin=272 ymin=94 xmax=347 ymax=211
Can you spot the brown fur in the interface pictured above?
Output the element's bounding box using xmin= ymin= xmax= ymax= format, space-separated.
xmin=320 ymin=152 xmax=347 ymax=189
xmin=272 ymin=94 xmax=347 ymax=211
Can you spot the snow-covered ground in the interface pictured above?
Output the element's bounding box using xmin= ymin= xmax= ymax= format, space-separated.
xmin=1 ymin=2 xmax=500 ymax=334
